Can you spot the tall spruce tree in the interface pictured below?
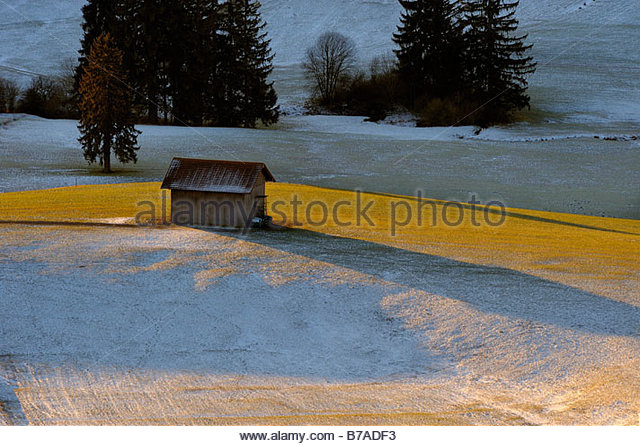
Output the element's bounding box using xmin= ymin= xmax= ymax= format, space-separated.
xmin=220 ymin=0 xmax=278 ymax=127
xmin=393 ymin=0 xmax=464 ymax=101
xmin=199 ymin=0 xmax=226 ymax=125
xmin=461 ymin=0 xmax=536 ymax=123
xmin=78 ymin=34 xmax=140 ymax=173
xmin=138 ymin=0 xmax=162 ymax=123
xmin=77 ymin=0 xmax=170 ymax=123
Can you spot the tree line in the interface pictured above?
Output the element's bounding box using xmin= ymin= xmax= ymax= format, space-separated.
xmin=76 ymin=0 xmax=278 ymax=128
xmin=305 ymin=0 xmax=537 ymax=126
xmin=0 ymin=71 xmax=75 ymax=119
xmin=74 ymin=0 xmax=280 ymax=172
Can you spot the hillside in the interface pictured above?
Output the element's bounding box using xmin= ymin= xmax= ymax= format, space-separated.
xmin=0 ymin=182 xmax=639 ymax=425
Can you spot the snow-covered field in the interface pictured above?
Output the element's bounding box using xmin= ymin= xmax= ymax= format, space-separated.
xmin=1 ymin=216 xmax=638 ymax=425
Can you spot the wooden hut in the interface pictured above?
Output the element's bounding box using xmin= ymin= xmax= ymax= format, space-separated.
xmin=161 ymin=157 xmax=276 ymax=228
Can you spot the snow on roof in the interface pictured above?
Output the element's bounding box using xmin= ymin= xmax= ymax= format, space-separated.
xmin=161 ymin=157 xmax=276 ymax=194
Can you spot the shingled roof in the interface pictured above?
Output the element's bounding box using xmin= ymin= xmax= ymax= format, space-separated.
xmin=161 ymin=158 xmax=275 ymax=194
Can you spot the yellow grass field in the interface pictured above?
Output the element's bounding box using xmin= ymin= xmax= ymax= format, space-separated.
xmin=1 ymin=181 xmax=638 ymax=303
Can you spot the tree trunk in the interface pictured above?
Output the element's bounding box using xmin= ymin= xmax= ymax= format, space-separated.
xmin=103 ymin=136 xmax=112 ymax=173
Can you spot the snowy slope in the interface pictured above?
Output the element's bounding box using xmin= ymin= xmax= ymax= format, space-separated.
xmin=1 ymin=0 xmax=637 ymax=71
xmin=262 ymin=0 xmax=637 ymax=65
xmin=0 ymin=0 xmax=85 ymax=80
xmin=2 ymin=215 xmax=639 ymax=424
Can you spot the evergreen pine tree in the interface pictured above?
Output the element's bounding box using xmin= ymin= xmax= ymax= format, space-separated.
xmin=461 ymin=0 xmax=536 ymax=123
xmin=78 ymin=34 xmax=140 ymax=173
xmin=393 ymin=0 xmax=464 ymax=101
xmin=220 ymin=0 xmax=278 ymax=128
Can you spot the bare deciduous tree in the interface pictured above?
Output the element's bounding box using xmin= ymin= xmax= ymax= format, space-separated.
xmin=303 ymin=31 xmax=356 ymax=105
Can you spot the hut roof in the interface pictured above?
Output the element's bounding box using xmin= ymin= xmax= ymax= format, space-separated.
xmin=161 ymin=157 xmax=276 ymax=194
